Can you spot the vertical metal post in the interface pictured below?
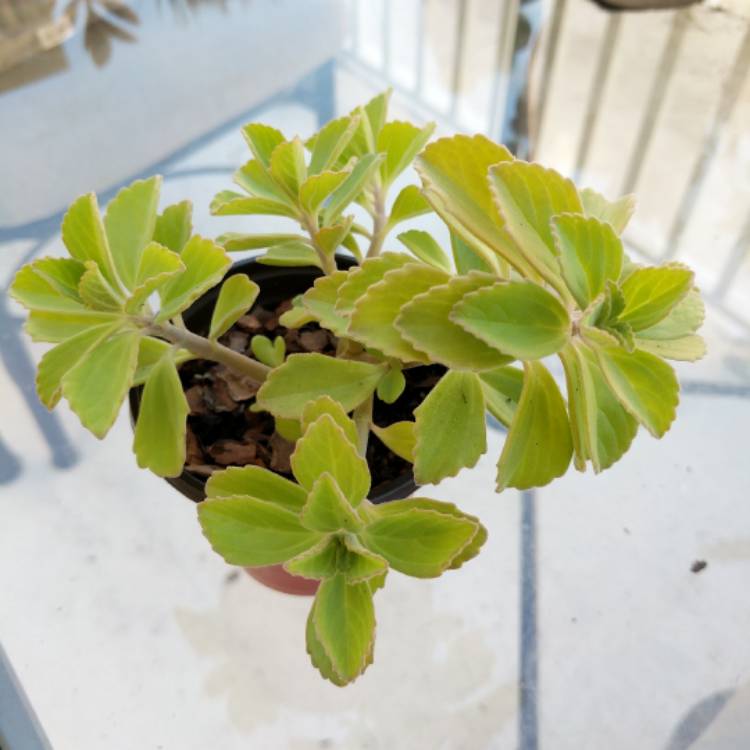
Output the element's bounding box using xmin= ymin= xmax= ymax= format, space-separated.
xmin=573 ymin=14 xmax=622 ymax=182
xmin=619 ymin=10 xmax=687 ymax=196
xmin=488 ymin=0 xmax=521 ymax=138
xmin=449 ymin=0 xmax=469 ymax=119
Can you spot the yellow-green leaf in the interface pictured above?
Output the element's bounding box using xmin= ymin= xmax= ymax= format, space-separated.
xmin=270 ymin=137 xmax=307 ymax=198
xmin=377 ymin=120 xmax=435 ymax=187
xmin=156 ymin=235 xmax=230 ymax=322
xmin=301 ymin=396 xmax=359 ymax=447
xmin=551 ymin=213 xmax=623 ymax=309
xmin=322 ymin=153 xmax=384 ymax=224
xmin=105 ymin=176 xmax=162 ymax=290
xmin=415 ymin=134 xmax=515 ymax=274
xmin=619 ymin=265 xmax=694 ymax=332
xmin=133 ymin=350 xmax=189 ymax=477
xmin=489 ymin=160 xmax=582 ymax=287
xmin=635 ymin=335 xmax=706 ymax=362
xmin=241 ymin=122 xmax=285 ymax=167
xmin=36 ymin=321 xmax=122 ymax=408
xmin=496 ymin=361 xmax=573 ymax=491
xmin=636 ymin=288 xmax=704 ymax=341
xmin=61 ymin=192 xmax=119 ymax=289
xmin=580 ymin=187 xmax=635 ymax=235
xmin=209 ymin=274 xmax=259 ymax=340
xmin=300 ymin=472 xmax=362 ymax=533
xmin=371 ymin=421 xmax=415 ymax=462
xmin=386 ymin=184 xmax=431 ymax=230
xmin=413 ymin=371 xmax=486 ymax=484
xmin=78 ymin=260 xmax=125 ymax=311
xmin=349 ymin=263 xmax=450 ymax=362
xmin=360 ymin=506 xmax=478 ymax=578
xmin=334 ymin=253 xmax=413 ymax=315
xmin=299 ymin=170 xmax=349 ymax=215
xmin=396 ymin=272 xmax=513 ymax=371
xmin=301 ymin=271 xmax=350 ymax=335
xmin=206 ymin=464 xmax=307 ymax=511
xmin=153 ymin=200 xmax=192 ymax=253
xmin=126 ymin=241 xmax=185 ymax=313
xmin=479 ymin=365 xmax=524 ymax=428
xmin=291 ymin=414 xmax=370 ymax=506
xmin=312 ymin=573 xmax=375 ymax=684
xmin=397 ymin=230 xmax=451 ymax=272
xmin=257 ymin=241 xmax=322 ymax=269
xmin=62 ymin=328 xmax=141 ymax=438
xmin=198 ymin=496 xmax=323 ymax=566
xmin=452 ymin=281 xmax=570 ymax=360
xmin=11 ymin=259 xmax=87 ymax=313
xmin=589 ymin=334 xmax=679 ymax=438
xmin=256 ymin=353 xmax=386 ymax=419
xmin=375 ymin=367 xmax=405 ymax=404
xmin=308 ymin=115 xmax=361 ymax=175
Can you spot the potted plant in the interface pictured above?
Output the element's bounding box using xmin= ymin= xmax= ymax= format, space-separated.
xmin=10 ymin=91 xmax=706 ymax=686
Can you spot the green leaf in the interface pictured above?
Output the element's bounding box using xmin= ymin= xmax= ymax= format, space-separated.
xmin=315 ymin=216 xmax=354 ymax=258
xmin=206 ymin=464 xmax=307 ymax=511
xmin=451 ymin=232 xmax=493 ymax=275
xmin=104 ymin=176 xmax=162 ymax=290
xmin=396 ymin=272 xmax=513 ymax=371
xmin=250 ymin=335 xmax=285 ymax=367
xmin=209 ymin=275 xmax=259 ymax=340
xmin=452 ymin=281 xmax=570 ymax=360
xmin=413 ymin=371 xmax=486 ymax=484
xmin=132 ymin=337 xmax=192 ymax=386
xmin=386 ymin=185 xmax=431 ymax=230
xmin=270 ymin=137 xmax=307 ymax=198
xmin=636 ymin=288 xmax=704 ymax=340
xmin=322 ymin=153 xmax=384 ymax=224
xmin=375 ymin=367 xmax=405 ymax=404
xmin=377 ymin=121 xmax=435 ymax=187
xmin=559 ymin=342 xmax=638 ymax=473
xmin=619 ymin=265 xmax=694 ymax=332
xmin=286 ymin=537 xmax=340 ymax=580
xmin=551 ymin=213 xmax=623 ymax=309
xmin=25 ymin=310 xmax=121 ymax=343
xmin=371 ymin=421 xmax=415 ymax=462
xmin=278 ymin=296 xmax=317 ymax=328
xmin=338 ymin=538 xmax=389 ymax=583
xmin=255 ymin=353 xmax=386 ymax=419
xmin=210 ymin=190 xmax=297 ymax=219
xmin=364 ymin=89 xmax=391 ymax=138
xmin=61 ymin=192 xmax=119 ymax=289
xmin=197 ymin=496 xmax=323 ymax=566
xmin=479 ymin=365 xmax=524 ymax=428
xmin=257 ymin=241 xmax=322 ymax=269
xmin=126 ymin=241 xmax=185 ymax=313
xmin=334 ymin=252 xmax=413 ymax=315
xmin=300 ymin=472 xmax=362 ymax=533
xmin=156 ymin=236 xmax=231 ymax=322
xmin=364 ymin=497 xmax=486 ymax=570
xmin=36 ymin=322 xmax=121 ymax=408
xmin=275 ymin=416 xmax=303 ymax=442
xmin=496 ymin=361 xmax=573 ymax=491
xmin=489 ymin=160 xmax=582 ymax=286
xmin=312 ymin=573 xmax=375 ymax=684
xmin=153 ymin=200 xmax=192 ymax=254
xmin=241 ymin=123 xmax=285 ymax=167
xmin=299 ymin=170 xmax=349 ymax=215
xmin=78 ymin=260 xmax=125 ymax=311
xmin=396 ymin=230 xmax=451 ymax=272
xmin=349 ymin=263 xmax=450 ymax=362
xmin=589 ymin=333 xmax=679 ymax=438
xmin=415 ymin=135 xmax=515 ymax=274
xmin=308 ymin=115 xmax=361 ymax=175
xmin=291 ymin=414 xmax=370 ymax=506
xmin=133 ymin=350 xmax=189 ymax=477
xmin=301 ymin=396 xmax=359 ymax=447
xmin=62 ymin=328 xmax=141 ymax=438
xmin=306 ymin=601 xmax=348 ymax=686
xmin=301 ymin=271 xmax=350 ymax=335
xmin=360 ymin=506 xmax=478 ymax=578
xmin=233 ymin=159 xmax=296 ymax=204
xmin=635 ymin=335 xmax=706 ymax=362
xmin=216 ymin=232 xmax=305 ymax=252
xmin=11 ymin=259 xmax=87 ymax=314
xmin=580 ymin=187 xmax=635 ymax=235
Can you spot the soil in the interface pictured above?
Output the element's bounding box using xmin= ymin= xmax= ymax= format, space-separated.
xmin=179 ymin=298 xmax=444 ymax=495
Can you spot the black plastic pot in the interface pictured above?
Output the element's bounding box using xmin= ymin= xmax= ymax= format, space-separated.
xmin=129 ymin=255 xmax=419 ymax=507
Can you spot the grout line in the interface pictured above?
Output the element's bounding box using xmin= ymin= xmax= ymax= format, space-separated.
xmin=520 ymin=489 xmax=539 ymax=750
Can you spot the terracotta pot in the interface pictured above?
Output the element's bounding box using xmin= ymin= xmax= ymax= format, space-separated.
xmin=129 ymin=255 xmax=418 ymax=596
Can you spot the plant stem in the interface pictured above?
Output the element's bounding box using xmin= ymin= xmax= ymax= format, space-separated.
xmin=366 ymin=187 xmax=388 ymax=259
xmin=150 ymin=322 xmax=271 ymax=384
xmin=352 ymin=394 xmax=373 ymax=457
xmin=301 ymin=213 xmax=336 ymax=275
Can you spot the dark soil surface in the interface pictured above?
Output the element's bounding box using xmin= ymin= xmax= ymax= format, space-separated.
xmin=180 ymin=298 xmax=443 ymax=495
